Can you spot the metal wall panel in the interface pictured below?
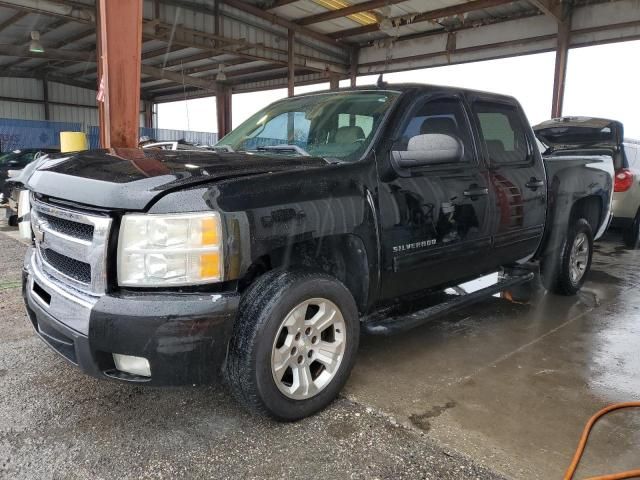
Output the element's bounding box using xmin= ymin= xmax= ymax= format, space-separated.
xmin=0 ymin=101 xmax=44 ymax=121
xmin=48 ymin=81 xmax=97 ymax=107
xmin=49 ymin=104 xmax=99 ymax=127
xmin=0 ymin=78 xmax=43 ymax=100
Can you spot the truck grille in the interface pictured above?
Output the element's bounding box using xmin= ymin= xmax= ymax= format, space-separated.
xmin=31 ymin=197 xmax=112 ymax=295
xmin=40 ymin=248 xmax=92 ymax=284
xmin=37 ymin=211 xmax=95 ymax=241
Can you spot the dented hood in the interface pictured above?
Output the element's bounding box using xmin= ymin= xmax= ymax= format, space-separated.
xmin=533 ymin=117 xmax=624 ymax=150
xmin=27 ymin=148 xmax=327 ymax=210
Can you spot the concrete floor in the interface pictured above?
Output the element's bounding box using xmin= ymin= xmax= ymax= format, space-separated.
xmin=1 ymin=226 xmax=639 ymax=479
xmin=346 ymin=235 xmax=640 ymax=479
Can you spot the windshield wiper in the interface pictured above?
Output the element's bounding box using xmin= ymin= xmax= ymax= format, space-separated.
xmin=211 ymin=145 xmax=234 ymax=153
xmin=256 ymin=144 xmax=311 ymax=157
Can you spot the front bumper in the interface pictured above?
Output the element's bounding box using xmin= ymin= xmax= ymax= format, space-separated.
xmin=23 ymin=248 xmax=240 ymax=385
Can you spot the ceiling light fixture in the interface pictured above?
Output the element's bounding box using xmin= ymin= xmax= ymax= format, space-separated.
xmin=29 ymin=31 xmax=44 ymax=53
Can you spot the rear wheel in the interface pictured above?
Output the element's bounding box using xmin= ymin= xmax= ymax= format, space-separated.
xmin=623 ymin=210 xmax=640 ymax=249
xmin=225 ymin=269 xmax=359 ymax=421
xmin=542 ymin=218 xmax=593 ymax=296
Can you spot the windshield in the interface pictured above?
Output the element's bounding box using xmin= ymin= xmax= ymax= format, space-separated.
xmin=217 ymin=91 xmax=399 ymax=162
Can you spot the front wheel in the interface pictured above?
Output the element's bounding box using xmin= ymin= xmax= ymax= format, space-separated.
xmin=542 ymin=218 xmax=593 ymax=296
xmin=225 ymin=270 xmax=359 ymax=421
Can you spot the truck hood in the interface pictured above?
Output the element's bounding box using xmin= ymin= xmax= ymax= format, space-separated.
xmin=533 ymin=117 xmax=623 ymax=151
xmin=27 ymin=148 xmax=328 ymax=210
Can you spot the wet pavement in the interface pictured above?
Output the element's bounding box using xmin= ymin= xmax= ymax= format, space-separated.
xmin=1 ymin=227 xmax=640 ymax=479
xmin=346 ymin=233 xmax=640 ymax=479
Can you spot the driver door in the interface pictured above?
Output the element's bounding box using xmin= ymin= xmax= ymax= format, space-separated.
xmin=377 ymin=94 xmax=494 ymax=299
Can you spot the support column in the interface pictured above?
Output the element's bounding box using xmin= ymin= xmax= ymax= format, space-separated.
xmin=143 ymin=101 xmax=154 ymax=129
xmin=349 ymin=48 xmax=359 ymax=87
xmin=288 ymin=29 xmax=295 ymax=97
xmin=42 ymin=76 xmax=50 ymax=121
xmin=97 ymin=0 xmax=143 ymax=149
xmin=216 ymin=84 xmax=232 ymax=138
xmin=329 ymin=74 xmax=339 ymax=91
xmin=551 ymin=14 xmax=571 ymax=118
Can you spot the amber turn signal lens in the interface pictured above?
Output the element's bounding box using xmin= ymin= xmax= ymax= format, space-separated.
xmin=200 ymin=252 xmax=221 ymax=279
xmin=201 ymin=217 xmax=219 ymax=245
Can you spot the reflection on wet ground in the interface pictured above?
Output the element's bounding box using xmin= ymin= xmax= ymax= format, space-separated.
xmin=347 ymin=232 xmax=640 ymax=479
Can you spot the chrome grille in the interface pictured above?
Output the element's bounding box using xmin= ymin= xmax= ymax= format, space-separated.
xmin=40 ymin=248 xmax=92 ymax=284
xmin=31 ymin=198 xmax=112 ymax=295
xmin=37 ymin=211 xmax=94 ymax=241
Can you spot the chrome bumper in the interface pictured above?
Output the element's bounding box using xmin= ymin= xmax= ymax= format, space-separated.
xmin=25 ymin=248 xmax=97 ymax=336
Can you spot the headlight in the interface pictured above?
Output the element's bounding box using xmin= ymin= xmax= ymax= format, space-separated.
xmin=117 ymin=213 xmax=223 ymax=286
xmin=18 ymin=189 xmax=32 ymax=240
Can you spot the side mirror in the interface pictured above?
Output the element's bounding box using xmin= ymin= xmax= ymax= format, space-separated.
xmin=392 ymin=133 xmax=463 ymax=169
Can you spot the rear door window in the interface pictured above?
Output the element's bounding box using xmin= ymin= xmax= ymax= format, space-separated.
xmin=473 ymin=102 xmax=530 ymax=165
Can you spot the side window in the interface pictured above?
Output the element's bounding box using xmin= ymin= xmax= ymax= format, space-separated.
xmin=395 ymin=97 xmax=475 ymax=164
xmin=473 ymin=101 xmax=529 ymax=165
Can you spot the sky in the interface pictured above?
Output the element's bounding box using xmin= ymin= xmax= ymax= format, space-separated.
xmin=157 ymin=39 xmax=640 ymax=140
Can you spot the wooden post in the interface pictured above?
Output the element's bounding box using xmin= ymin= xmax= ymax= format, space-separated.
xmin=143 ymin=101 xmax=154 ymax=129
xmin=216 ymin=84 xmax=232 ymax=138
xmin=350 ymin=47 xmax=359 ymax=87
xmin=288 ymin=29 xmax=295 ymax=97
xmin=551 ymin=14 xmax=571 ymax=118
xmin=329 ymin=74 xmax=339 ymax=91
xmin=42 ymin=76 xmax=50 ymax=121
xmin=97 ymin=0 xmax=143 ymax=148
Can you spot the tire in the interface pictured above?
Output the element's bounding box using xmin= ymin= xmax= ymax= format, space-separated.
xmin=623 ymin=210 xmax=640 ymax=249
xmin=225 ymin=269 xmax=360 ymax=421
xmin=542 ymin=218 xmax=593 ymax=296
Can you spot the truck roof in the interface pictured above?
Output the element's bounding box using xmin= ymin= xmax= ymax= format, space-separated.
xmin=290 ymin=82 xmax=520 ymax=105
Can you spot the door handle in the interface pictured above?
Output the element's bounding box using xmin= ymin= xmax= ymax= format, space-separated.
xmin=525 ymin=178 xmax=545 ymax=190
xmin=463 ymin=186 xmax=489 ymax=199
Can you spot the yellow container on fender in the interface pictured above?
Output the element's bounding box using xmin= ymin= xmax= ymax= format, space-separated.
xmin=60 ymin=131 xmax=88 ymax=153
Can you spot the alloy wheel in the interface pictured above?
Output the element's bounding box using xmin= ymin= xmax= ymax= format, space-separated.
xmin=270 ymin=298 xmax=346 ymax=400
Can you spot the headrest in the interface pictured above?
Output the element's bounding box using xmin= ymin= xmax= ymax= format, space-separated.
xmin=335 ymin=126 xmax=365 ymax=144
xmin=420 ymin=117 xmax=459 ymax=136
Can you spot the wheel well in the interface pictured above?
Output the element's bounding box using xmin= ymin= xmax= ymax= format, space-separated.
xmin=570 ymin=196 xmax=602 ymax=233
xmin=238 ymin=235 xmax=370 ymax=313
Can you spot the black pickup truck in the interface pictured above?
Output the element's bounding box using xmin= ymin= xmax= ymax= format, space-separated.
xmin=21 ymin=84 xmax=612 ymax=420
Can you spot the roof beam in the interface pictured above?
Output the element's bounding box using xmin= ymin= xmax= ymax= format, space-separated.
xmin=145 ymin=21 xmax=348 ymax=74
xmin=157 ymin=0 xmax=346 ymax=61
xmin=528 ymin=0 xmax=563 ymax=22
xmin=142 ymin=45 xmax=186 ymax=60
xmin=0 ymin=0 xmax=94 ymax=24
xmin=297 ymin=0 xmax=406 ymax=26
xmin=262 ymin=0 xmax=300 ymax=8
xmin=329 ymin=0 xmax=515 ymax=39
xmin=221 ymin=0 xmax=349 ymax=49
xmin=141 ymin=64 xmax=216 ymax=92
xmin=154 ymin=51 xmax=217 ymax=68
xmin=0 ymin=10 xmax=27 ymax=33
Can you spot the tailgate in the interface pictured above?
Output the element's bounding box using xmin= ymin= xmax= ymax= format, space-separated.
xmin=533 ymin=117 xmax=623 ymax=150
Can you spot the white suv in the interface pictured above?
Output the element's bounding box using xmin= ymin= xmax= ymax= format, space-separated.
xmin=611 ymin=140 xmax=640 ymax=247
